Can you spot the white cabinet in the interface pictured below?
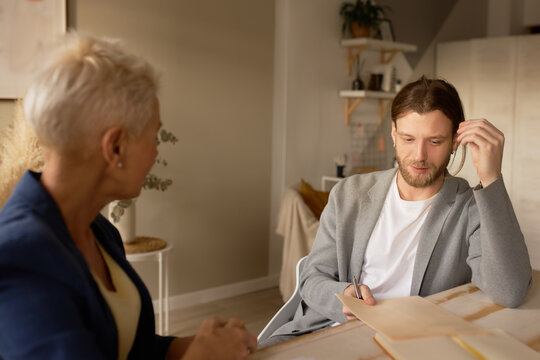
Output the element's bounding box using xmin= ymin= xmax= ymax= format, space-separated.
xmin=437 ymin=34 xmax=540 ymax=269
xmin=513 ymin=35 xmax=540 ymax=267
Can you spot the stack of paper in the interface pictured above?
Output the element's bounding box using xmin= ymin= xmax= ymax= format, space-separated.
xmin=373 ymin=329 xmax=540 ymax=360
xmin=336 ymin=294 xmax=540 ymax=359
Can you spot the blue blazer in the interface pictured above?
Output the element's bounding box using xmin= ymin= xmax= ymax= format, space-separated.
xmin=0 ymin=171 xmax=174 ymax=359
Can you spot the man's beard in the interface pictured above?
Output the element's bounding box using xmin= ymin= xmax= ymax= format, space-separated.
xmin=396 ymin=154 xmax=450 ymax=188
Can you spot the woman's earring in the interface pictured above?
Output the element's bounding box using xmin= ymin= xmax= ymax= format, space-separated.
xmin=117 ymin=161 xmax=123 ymax=168
xmin=393 ymin=142 xmax=396 ymax=148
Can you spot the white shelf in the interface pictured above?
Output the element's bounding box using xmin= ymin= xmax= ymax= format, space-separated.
xmin=339 ymin=90 xmax=394 ymax=125
xmin=338 ymin=38 xmax=417 ymax=125
xmin=340 ymin=38 xmax=417 ymax=53
xmin=339 ymin=90 xmax=396 ymax=99
xmin=341 ymin=38 xmax=417 ymax=76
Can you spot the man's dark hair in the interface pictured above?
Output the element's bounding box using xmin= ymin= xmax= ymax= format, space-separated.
xmin=391 ymin=76 xmax=465 ymax=132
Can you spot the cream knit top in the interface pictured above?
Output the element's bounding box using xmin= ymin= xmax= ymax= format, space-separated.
xmin=93 ymin=243 xmax=141 ymax=360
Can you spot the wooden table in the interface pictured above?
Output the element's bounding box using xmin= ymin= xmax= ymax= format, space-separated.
xmin=252 ymin=270 xmax=540 ymax=359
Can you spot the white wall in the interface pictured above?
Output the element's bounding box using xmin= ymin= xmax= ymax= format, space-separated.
xmin=270 ymin=0 xmax=408 ymax=274
xmin=412 ymin=0 xmax=488 ymax=80
xmin=378 ymin=0 xmax=458 ymax=70
xmin=415 ymin=0 xmax=531 ymax=82
xmin=269 ymin=0 xmax=350 ymax=274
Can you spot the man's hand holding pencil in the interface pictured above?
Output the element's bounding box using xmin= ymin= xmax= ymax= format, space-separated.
xmin=342 ymin=276 xmax=377 ymax=321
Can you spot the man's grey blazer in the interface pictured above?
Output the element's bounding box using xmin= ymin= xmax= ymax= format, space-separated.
xmin=269 ymin=168 xmax=532 ymax=341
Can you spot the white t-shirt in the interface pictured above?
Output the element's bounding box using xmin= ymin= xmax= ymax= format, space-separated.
xmin=359 ymin=174 xmax=437 ymax=300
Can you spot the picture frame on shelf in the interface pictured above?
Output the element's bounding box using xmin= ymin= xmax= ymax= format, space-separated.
xmin=371 ymin=64 xmax=395 ymax=92
xmin=378 ymin=19 xmax=395 ymax=42
xmin=367 ymin=73 xmax=383 ymax=91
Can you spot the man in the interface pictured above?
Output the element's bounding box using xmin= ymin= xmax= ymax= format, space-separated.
xmin=259 ymin=77 xmax=532 ymax=347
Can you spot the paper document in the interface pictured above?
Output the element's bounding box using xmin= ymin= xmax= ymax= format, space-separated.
xmin=335 ymin=294 xmax=485 ymax=339
xmin=373 ymin=329 xmax=540 ymax=360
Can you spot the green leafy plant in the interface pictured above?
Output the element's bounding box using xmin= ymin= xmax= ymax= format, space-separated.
xmin=339 ymin=0 xmax=389 ymax=37
xmin=109 ymin=128 xmax=178 ymax=223
xmin=109 ymin=199 xmax=133 ymax=223
xmin=142 ymin=129 xmax=178 ymax=191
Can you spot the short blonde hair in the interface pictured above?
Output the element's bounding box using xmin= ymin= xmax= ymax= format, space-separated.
xmin=24 ymin=32 xmax=159 ymax=150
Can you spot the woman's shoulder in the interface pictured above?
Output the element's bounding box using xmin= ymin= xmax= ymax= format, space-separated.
xmin=0 ymin=203 xmax=49 ymax=248
xmin=0 ymin=171 xmax=63 ymax=244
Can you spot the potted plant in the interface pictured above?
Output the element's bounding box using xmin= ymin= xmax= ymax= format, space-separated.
xmin=339 ymin=0 xmax=389 ymax=38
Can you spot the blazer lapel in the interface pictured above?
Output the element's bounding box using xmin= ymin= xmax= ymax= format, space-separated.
xmin=16 ymin=171 xmax=119 ymax=355
xmin=350 ymin=169 xmax=396 ymax=279
xmin=410 ymin=176 xmax=458 ymax=295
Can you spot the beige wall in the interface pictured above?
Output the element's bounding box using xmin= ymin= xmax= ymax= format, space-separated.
xmin=75 ymin=0 xmax=274 ymax=296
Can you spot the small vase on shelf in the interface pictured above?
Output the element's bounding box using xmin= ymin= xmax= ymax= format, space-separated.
xmin=108 ymin=199 xmax=136 ymax=244
xmin=352 ymin=57 xmax=365 ymax=90
xmin=334 ymin=153 xmax=348 ymax=178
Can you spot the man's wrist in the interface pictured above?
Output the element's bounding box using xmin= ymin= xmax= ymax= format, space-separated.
xmin=478 ymin=173 xmax=501 ymax=188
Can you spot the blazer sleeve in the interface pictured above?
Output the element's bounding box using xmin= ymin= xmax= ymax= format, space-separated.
xmin=151 ymin=335 xmax=175 ymax=359
xmin=299 ymin=187 xmax=350 ymax=324
xmin=466 ymin=176 xmax=533 ymax=308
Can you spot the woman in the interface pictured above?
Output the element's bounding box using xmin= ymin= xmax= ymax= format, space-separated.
xmin=0 ymin=33 xmax=256 ymax=359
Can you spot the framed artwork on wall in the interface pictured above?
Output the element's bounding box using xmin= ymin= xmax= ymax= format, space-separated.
xmin=0 ymin=0 xmax=67 ymax=99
